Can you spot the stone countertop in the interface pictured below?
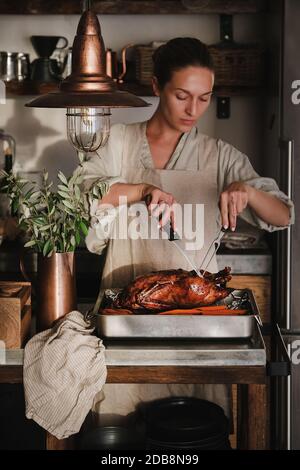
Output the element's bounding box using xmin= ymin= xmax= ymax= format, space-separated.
xmin=0 ymin=240 xmax=272 ymax=276
xmin=216 ymin=251 xmax=271 ymax=275
xmin=2 ymin=322 xmax=266 ymax=368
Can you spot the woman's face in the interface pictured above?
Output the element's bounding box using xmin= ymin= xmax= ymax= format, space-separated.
xmin=153 ymin=66 xmax=214 ymax=133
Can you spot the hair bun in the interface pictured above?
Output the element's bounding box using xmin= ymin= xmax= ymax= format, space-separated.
xmin=152 ymin=37 xmax=213 ymax=89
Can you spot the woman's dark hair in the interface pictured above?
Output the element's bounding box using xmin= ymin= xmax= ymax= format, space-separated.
xmin=152 ymin=37 xmax=214 ymax=89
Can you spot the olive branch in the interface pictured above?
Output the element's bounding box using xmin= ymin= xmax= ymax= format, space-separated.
xmin=0 ymin=169 xmax=109 ymax=257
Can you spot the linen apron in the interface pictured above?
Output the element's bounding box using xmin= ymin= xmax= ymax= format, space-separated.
xmin=94 ymin=124 xmax=231 ymax=420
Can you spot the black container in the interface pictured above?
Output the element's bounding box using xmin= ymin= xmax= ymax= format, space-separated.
xmin=30 ymin=58 xmax=61 ymax=82
xmin=141 ymin=397 xmax=231 ymax=450
xmin=79 ymin=425 xmax=145 ymax=450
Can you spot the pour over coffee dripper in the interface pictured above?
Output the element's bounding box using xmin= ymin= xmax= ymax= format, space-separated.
xmin=30 ymin=35 xmax=68 ymax=82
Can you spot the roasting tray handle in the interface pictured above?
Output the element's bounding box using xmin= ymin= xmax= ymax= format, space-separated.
xmin=254 ymin=314 xmax=263 ymax=328
xmin=84 ymin=288 xmax=105 ymax=323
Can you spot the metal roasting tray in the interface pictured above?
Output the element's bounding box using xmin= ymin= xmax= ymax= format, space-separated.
xmin=97 ymin=289 xmax=263 ymax=340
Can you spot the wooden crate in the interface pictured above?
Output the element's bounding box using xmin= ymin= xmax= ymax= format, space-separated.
xmin=135 ymin=45 xmax=155 ymax=85
xmin=0 ymin=281 xmax=31 ymax=349
xmin=209 ymin=45 xmax=265 ymax=87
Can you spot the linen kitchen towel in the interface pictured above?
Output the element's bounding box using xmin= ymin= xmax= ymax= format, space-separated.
xmin=23 ymin=310 xmax=107 ymax=439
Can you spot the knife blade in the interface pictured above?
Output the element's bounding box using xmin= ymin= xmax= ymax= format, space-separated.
xmin=145 ymin=195 xmax=203 ymax=277
xmin=155 ymin=211 xmax=203 ymax=278
xmin=199 ymin=227 xmax=227 ymax=273
xmin=172 ymin=239 xmax=203 ymax=278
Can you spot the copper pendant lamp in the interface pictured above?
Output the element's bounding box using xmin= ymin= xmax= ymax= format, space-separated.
xmin=26 ymin=8 xmax=150 ymax=152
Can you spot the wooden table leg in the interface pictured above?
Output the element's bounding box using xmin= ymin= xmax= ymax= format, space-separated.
xmin=237 ymin=383 xmax=269 ymax=450
xmin=46 ymin=432 xmax=76 ymax=450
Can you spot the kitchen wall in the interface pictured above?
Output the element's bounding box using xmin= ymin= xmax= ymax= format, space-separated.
xmin=0 ymin=13 xmax=266 ymax=182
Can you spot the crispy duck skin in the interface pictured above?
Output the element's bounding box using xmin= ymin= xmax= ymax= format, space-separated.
xmin=112 ymin=267 xmax=232 ymax=313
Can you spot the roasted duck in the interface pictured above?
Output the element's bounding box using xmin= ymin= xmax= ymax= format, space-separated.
xmin=111 ymin=267 xmax=232 ymax=313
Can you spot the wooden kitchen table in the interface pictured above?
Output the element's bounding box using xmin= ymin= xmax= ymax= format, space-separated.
xmin=106 ymin=364 xmax=268 ymax=451
xmin=0 ymin=328 xmax=268 ymax=451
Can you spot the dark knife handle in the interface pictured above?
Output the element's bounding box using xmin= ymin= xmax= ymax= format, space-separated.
xmin=161 ymin=219 xmax=180 ymax=241
xmin=144 ymin=194 xmax=180 ymax=241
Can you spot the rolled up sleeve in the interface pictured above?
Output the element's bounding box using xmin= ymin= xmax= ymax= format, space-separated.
xmin=74 ymin=124 xmax=126 ymax=254
xmin=86 ymin=177 xmax=127 ymax=255
xmin=217 ymin=139 xmax=295 ymax=232
xmin=240 ymin=176 xmax=295 ymax=232
xmin=86 ymin=204 xmax=120 ymax=255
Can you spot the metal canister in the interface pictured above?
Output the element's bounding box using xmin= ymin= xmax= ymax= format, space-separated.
xmin=16 ymin=53 xmax=30 ymax=81
xmin=0 ymin=52 xmax=30 ymax=81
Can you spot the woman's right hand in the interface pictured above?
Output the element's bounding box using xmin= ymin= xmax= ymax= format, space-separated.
xmin=142 ymin=184 xmax=177 ymax=229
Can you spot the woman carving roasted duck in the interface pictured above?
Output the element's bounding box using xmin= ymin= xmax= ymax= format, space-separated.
xmin=75 ymin=38 xmax=294 ymax=424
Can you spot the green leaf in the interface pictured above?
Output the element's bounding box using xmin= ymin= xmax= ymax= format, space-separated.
xmin=29 ymin=191 xmax=41 ymax=201
xmin=80 ymin=221 xmax=88 ymax=236
xmin=39 ymin=224 xmax=52 ymax=231
xmin=75 ymin=231 xmax=81 ymax=245
xmin=33 ymin=217 xmax=47 ymax=226
xmin=24 ymin=240 xmax=36 ymax=248
xmin=42 ymin=239 xmax=51 ymax=257
xmin=49 ymin=243 xmax=56 ymax=257
xmin=62 ymin=206 xmax=74 ymax=216
xmin=58 ymin=239 xmax=64 ymax=252
xmin=57 ymin=184 xmax=68 ymax=192
xmin=68 ymin=174 xmax=76 ymax=186
xmin=24 ymin=189 xmax=34 ymax=200
xmin=57 ymin=190 xmax=71 ymax=199
xmin=12 ymin=199 xmax=19 ymax=215
xmin=58 ymin=172 xmax=68 ymax=185
xmin=62 ymin=200 xmax=75 ymax=210
xmin=74 ymin=185 xmax=81 ymax=200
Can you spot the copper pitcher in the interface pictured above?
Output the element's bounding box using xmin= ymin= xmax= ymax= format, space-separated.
xmin=105 ymin=48 xmax=118 ymax=81
xmin=106 ymin=43 xmax=135 ymax=83
xmin=118 ymin=43 xmax=135 ymax=83
xmin=37 ymin=252 xmax=77 ymax=332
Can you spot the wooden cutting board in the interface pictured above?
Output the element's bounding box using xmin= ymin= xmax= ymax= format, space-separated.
xmin=0 ymin=281 xmax=31 ymax=349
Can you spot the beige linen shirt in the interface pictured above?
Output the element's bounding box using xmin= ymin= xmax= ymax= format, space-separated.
xmin=79 ymin=122 xmax=294 ymax=255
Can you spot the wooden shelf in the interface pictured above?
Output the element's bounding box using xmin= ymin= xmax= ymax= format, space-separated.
xmin=0 ymin=0 xmax=266 ymax=15
xmin=5 ymin=80 xmax=264 ymax=98
xmin=127 ymin=84 xmax=266 ymax=97
xmin=5 ymin=81 xmax=60 ymax=96
xmin=213 ymin=86 xmax=265 ymax=97
xmin=118 ymin=82 xmax=154 ymax=96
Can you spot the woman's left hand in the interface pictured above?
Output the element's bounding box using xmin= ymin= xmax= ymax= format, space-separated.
xmin=219 ymin=181 xmax=253 ymax=231
xmin=143 ymin=185 xmax=177 ymax=229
